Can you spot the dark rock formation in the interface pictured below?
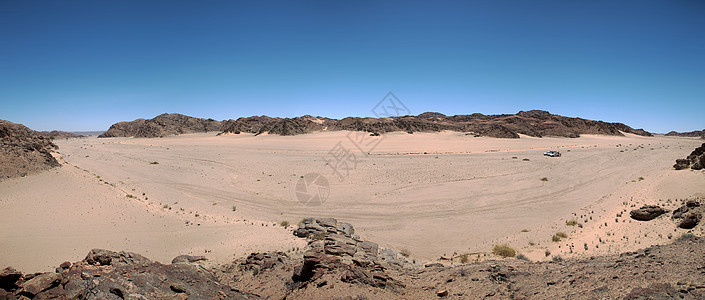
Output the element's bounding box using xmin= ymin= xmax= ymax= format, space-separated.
xmin=99 ymin=113 xmax=223 ymax=138
xmin=38 ymin=130 xmax=84 ymax=139
xmin=673 ymin=143 xmax=705 ymax=170
xmin=672 ymin=200 xmax=703 ymax=229
xmin=0 ymin=120 xmax=60 ymax=180
xmin=630 ymin=205 xmax=665 ymax=221
xmin=218 ymin=110 xmax=652 ymax=138
xmin=0 ymin=249 xmax=254 ymax=299
xmin=665 ymin=129 xmax=705 ymax=138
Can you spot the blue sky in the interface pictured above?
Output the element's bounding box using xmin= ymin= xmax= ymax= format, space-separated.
xmin=1 ymin=1 xmax=703 ymax=132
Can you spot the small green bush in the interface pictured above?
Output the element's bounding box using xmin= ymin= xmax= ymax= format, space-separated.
xmin=231 ymin=205 xmax=237 ymax=211
xmin=552 ymin=232 xmax=568 ymax=242
xmin=566 ymin=220 xmax=578 ymax=226
xmin=150 ymin=161 xmax=159 ymax=164
xmin=280 ymin=220 xmax=290 ymax=227
xmin=540 ymin=177 xmax=548 ymax=181
xmin=492 ymin=244 xmax=516 ymax=257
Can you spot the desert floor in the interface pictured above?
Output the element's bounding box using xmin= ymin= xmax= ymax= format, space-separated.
xmin=1 ymin=131 xmax=704 ymax=272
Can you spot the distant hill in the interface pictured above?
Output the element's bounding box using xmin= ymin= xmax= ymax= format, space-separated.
xmin=221 ymin=110 xmax=652 ymax=138
xmin=665 ymin=129 xmax=705 ymax=139
xmin=98 ymin=113 xmax=223 ymax=138
xmin=0 ymin=120 xmax=61 ymax=180
xmin=38 ymin=130 xmax=85 ymax=139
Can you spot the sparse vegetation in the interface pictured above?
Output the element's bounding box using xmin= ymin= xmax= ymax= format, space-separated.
xmin=522 ymin=158 xmax=530 ymax=161
xmin=516 ymin=253 xmax=529 ymax=261
xmin=280 ymin=220 xmax=290 ymax=227
xmin=521 ymin=229 xmax=530 ymax=232
xmin=565 ymin=220 xmax=578 ymax=226
xmin=552 ymin=232 xmax=568 ymax=242
xmin=311 ymin=232 xmax=326 ymax=241
xmin=150 ymin=161 xmax=159 ymax=165
xmin=552 ymin=255 xmax=563 ymax=262
xmin=637 ymin=177 xmax=644 ymax=181
xmin=677 ymin=233 xmax=696 ymax=241
xmin=126 ymin=194 xmax=135 ymax=199
xmin=459 ymin=253 xmax=469 ymax=263
xmin=544 ymin=249 xmax=551 ymax=257
xmin=231 ymin=205 xmax=237 ymax=211
xmin=540 ymin=177 xmax=548 ymax=181
xmin=492 ymin=244 xmax=516 ymax=257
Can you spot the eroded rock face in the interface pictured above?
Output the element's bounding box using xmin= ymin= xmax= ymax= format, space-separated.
xmin=98 ymin=113 xmax=223 ymax=138
xmin=0 ymin=120 xmax=60 ymax=180
xmin=674 ymin=143 xmax=705 ymax=170
xmin=219 ymin=110 xmax=652 ymax=138
xmin=630 ymin=205 xmax=665 ymax=221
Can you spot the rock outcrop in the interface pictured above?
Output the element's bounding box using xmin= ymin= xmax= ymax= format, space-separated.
xmin=98 ymin=113 xmax=223 ymax=138
xmin=219 ymin=110 xmax=652 ymax=138
xmin=3 ymin=219 xmax=705 ymax=299
xmin=672 ymin=200 xmax=703 ymax=229
xmin=630 ymin=205 xmax=666 ymax=221
xmin=674 ymin=143 xmax=705 ymax=170
xmin=0 ymin=249 xmax=254 ymax=299
xmin=0 ymin=120 xmax=60 ymax=180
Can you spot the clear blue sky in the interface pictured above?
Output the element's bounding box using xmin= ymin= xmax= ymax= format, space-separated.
xmin=1 ymin=1 xmax=703 ymax=132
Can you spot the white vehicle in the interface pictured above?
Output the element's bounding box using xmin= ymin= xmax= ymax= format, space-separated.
xmin=544 ymin=151 xmax=561 ymax=157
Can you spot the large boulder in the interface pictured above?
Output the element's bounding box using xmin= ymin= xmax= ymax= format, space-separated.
xmin=679 ymin=212 xmax=702 ymax=229
xmin=630 ymin=205 xmax=665 ymax=221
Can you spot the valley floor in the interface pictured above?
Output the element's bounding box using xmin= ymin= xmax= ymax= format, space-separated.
xmin=1 ymin=131 xmax=703 ymax=272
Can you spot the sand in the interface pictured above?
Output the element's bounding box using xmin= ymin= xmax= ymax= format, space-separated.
xmin=1 ymin=131 xmax=703 ymax=272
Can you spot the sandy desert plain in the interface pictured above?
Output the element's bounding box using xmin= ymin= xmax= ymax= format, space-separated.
xmin=1 ymin=130 xmax=704 ymax=274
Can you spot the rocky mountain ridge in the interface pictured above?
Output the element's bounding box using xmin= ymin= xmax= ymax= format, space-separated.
xmin=100 ymin=110 xmax=653 ymax=139
xmin=666 ymin=129 xmax=705 ymax=139
xmin=98 ymin=113 xmax=223 ymax=138
xmin=0 ymin=120 xmax=60 ymax=180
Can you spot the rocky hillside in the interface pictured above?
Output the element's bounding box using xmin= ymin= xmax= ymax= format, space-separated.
xmin=0 ymin=120 xmax=60 ymax=180
xmin=38 ymin=130 xmax=84 ymax=139
xmin=2 ymin=217 xmax=703 ymax=299
xmin=674 ymin=143 xmax=705 ymax=170
xmin=98 ymin=113 xmax=223 ymax=138
xmin=221 ymin=110 xmax=652 ymax=138
xmin=666 ymin=129 xmax=705 ymax=139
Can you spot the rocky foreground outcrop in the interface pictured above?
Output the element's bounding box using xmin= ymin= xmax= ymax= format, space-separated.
xmin=98 ymin=113 xmax=223 ymax=138
xmin=0 ymin=120 xmax=60 ymax=180
xmin=220 ymin=110 xmax=651 ymax=138
xmin=674 ymin=143 xmax=705 ymax=170
xmin=2 ymin=218 xmax=704 ymax=299
xmin=0 ymin=249 xmax=254 ymax=299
